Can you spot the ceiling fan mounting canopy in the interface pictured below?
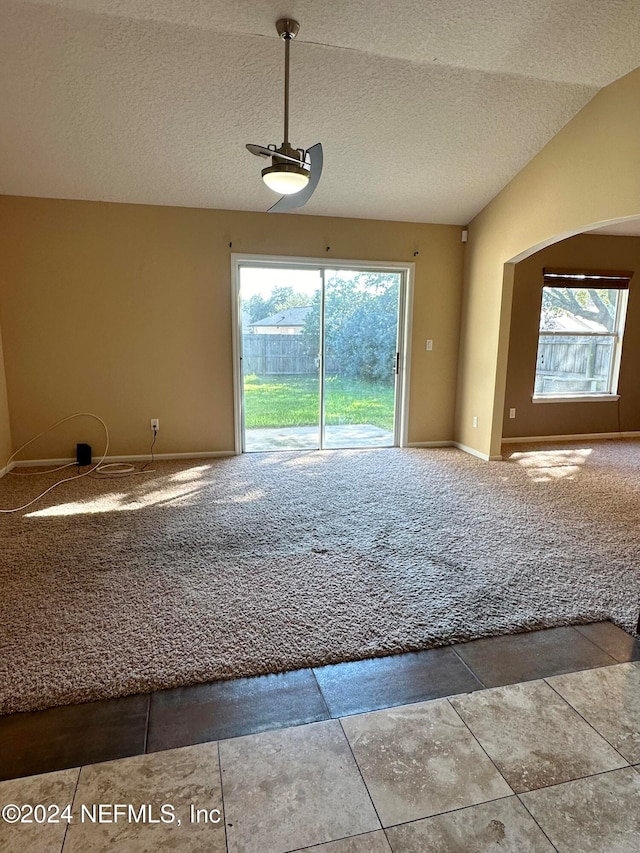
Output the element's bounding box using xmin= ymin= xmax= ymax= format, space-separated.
xmin=244 ymin=17 xmax=323 ymax=212
xmin=276 ymin=18 xmax=300 ymax=40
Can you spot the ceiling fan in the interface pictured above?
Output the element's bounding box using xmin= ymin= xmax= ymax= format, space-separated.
xmin=246 ymin=18 xmax=323 ymax=213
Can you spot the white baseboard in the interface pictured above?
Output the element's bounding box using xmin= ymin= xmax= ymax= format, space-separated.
xmin=11 ymin=451 xmax=235 ymax=469
xmin=502 ymin=432 xmax=640 ymax=444
xmin=405 ymin=441 xmax=454 ymax=448
xmin=453 ymin=442 xmax=502 ymax=461
xmin=9 ymin=433 xmax=638 ymax=471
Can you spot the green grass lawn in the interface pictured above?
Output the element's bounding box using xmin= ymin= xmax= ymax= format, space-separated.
xmin=244 ymin=374 xmax=395 ymax=430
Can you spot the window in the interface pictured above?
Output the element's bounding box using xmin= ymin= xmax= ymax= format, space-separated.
xmin=534 ymin=268 xmax=632 ymax=400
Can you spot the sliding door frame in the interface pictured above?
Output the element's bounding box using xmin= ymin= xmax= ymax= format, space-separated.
xmin=231 ymin=253 xmax=414 ymax=455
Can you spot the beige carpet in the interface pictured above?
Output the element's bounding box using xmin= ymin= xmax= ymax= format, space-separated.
xmin=1 ymin=441 xmax=639 ymax=714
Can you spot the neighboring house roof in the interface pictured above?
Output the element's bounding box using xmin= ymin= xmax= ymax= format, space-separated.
xmin=250 ymin=306 xmax=313 ymax=328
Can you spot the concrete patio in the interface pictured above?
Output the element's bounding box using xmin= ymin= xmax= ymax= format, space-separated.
xmin=244 ymin=423 xmax=394 ymax=451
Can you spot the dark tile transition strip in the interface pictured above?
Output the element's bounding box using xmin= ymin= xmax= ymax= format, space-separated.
xmin=0 ymin=622 xmax=638 ymax=782
xmin=0 ymin=694 xmax=149 ymax=783
xmin=452 ymin=625 xmax=619 ymax=689
xmin=147 ymin=668 xmax=330 ymax=752
xmin=574 ymin=621 xmax=640 ymax=662
xmin=312 ymin=645 xmax=483 ymax=718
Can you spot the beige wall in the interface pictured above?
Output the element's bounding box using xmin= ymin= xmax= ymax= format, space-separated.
xmin=0 ymin=213 xmax=12 ymax=466
xmin=457 ymin=67 xmax=640 ymax=459
xmin=0 ymin=196 xmax=463 ymax=460
xmin=503 ymin=234 xmax=640 ymax=438
xmin=0 ymin=328 xmax=12 ymax=468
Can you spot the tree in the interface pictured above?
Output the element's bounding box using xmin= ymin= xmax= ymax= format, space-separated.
xmin=541 ymin=287 xmax=617 ymax=331
xmin=302 ymin=272 xmax=400 ymax=384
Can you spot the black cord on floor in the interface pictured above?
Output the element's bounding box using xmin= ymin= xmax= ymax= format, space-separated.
xmin=140 ymin=429 xmax=157 ymax=473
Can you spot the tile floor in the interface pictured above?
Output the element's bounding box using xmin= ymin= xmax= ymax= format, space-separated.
xmin=1 ymin=621 xmax=639 ymax=851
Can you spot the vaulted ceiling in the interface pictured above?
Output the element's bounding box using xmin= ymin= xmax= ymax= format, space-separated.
xmin=2 ymin=1 xmax=640 ymax=223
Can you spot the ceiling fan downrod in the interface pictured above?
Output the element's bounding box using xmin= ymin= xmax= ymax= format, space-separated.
xmin=276 ymin=18 xmax=300 ymax=150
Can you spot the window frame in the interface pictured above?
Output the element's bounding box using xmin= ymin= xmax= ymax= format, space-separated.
xmin=532 ymin=269 xmax=631 ymax=403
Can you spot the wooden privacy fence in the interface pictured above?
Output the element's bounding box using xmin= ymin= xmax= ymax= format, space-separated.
xmin=537 ymin=335 xmax=612 ymax=379
xmin=536 ymin=334 xmax=614 ymax=393
xmin=242 ymin=334 xmax=317 ymax=375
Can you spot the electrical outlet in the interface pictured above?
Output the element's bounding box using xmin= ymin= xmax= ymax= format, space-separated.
xmin=472 ymin=416 xmax=478 ymax=428
xmin=509 ymin=407 xmax=516 ymax=419
xmin=150 ymin=418 xmax=159 ymax=433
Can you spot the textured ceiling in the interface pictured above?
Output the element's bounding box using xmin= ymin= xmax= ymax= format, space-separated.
xmin=2 ymin=0 xmax=640 ymax=223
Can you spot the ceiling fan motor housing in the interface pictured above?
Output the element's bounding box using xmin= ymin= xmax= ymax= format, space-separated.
xmin=272 ymin=142 xmax=307 ymax=166
xmin=261 ymin=141 xmax=309 ymax=191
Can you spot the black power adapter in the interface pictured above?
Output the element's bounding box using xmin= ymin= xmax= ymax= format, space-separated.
xmin=76 ymin=443 xmax=92 ymax=466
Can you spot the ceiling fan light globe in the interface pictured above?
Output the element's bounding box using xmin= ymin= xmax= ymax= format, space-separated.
xmin=261 ymin=163 xmax=310 ymax=195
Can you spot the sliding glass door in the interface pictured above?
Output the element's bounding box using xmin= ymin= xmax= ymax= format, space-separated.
xmin=237 ymin=261 xmax=407 ymax=452
xmin=239 ymin=266 xmax=322 ymax=451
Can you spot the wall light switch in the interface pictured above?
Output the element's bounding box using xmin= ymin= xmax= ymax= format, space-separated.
xmin=426 ymin=339 xmax=433 ymax=351
xmin=472 ymin=416 xmax=478 ymax=428
xmin=509 ymin=408 xmax=516 ymax=419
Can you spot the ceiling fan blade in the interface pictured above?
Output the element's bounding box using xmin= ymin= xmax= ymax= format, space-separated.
xmin=246 ymin=143 xmax=303 ymax=166
xmin=246 ymin=144 xmax=272 ymax=159
xmin=268 ymin=143 xmax=323 ymax=213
